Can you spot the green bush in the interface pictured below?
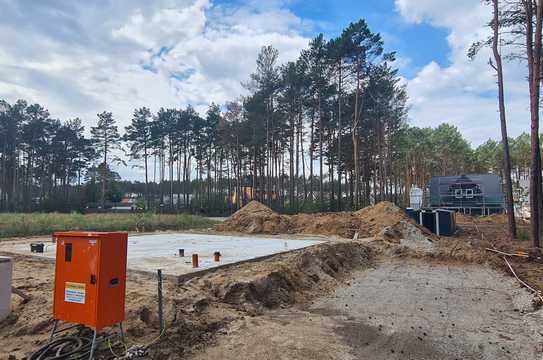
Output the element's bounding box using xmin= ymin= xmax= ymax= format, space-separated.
xmin=0 ymin=212 xmax=216 ymax=239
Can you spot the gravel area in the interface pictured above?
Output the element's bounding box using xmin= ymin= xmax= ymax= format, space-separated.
xmin=194 ymin=258 xmax=543 ymax=360
xmin=310 ymin=259 xmax=543 ymax=360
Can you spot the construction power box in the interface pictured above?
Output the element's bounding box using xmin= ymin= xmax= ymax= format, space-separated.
xmin=52 ymin=232 xmax=128 ymax=330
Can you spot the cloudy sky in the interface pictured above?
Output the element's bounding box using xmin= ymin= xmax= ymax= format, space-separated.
xmin=0 ymin=0 xmax=532 ymax=178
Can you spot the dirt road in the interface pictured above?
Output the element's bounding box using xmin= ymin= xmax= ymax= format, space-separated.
xmin=193 ymin=259 xmax=543 ymax=360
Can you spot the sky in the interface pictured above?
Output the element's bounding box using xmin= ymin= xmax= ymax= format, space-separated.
xmin=0 ymin=0 xmax=532 ymax=180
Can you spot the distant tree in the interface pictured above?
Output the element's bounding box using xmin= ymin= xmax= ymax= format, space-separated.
xmin=124 ymin=107 xmax=153 ymax=209
xmin=341 ymin=20 xmax=387 ymax=208
xmin=249 ymin=45 xmax=280 ymax=205
xmin=91 ymin=111 xmax=123 ymax=209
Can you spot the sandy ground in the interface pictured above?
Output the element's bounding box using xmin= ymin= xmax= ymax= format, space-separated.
xmin=0 ymin=240 xmax=369 ymax=359
xmin=192 ymin=258 xmax=543 ymax=360
xmin=2 ymin=204 xmax=543 ymax=360
xmin=0 ymin=252 xmax=167 ymax=359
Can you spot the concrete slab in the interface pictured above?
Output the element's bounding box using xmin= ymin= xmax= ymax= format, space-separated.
xmin=3 ymin=233 xmax=324 ymax=276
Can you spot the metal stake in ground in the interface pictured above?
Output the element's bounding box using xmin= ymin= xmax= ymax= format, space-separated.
xmin=157 ymin=269 xmax=164 ymax=334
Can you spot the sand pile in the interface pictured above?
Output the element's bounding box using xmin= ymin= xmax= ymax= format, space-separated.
xmin=215 ymin=201 xmax=291 ymax=234
xmin=355 ymin=202 xmax=409 ymax=233
xmin=289 ymin=212 xmax=364 ymax=238
xmin=216 ymin=201 xmax=433 ymax=249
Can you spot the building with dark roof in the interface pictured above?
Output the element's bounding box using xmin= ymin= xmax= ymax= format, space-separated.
xmin=427 ymin=174 xmax=504 ymax=215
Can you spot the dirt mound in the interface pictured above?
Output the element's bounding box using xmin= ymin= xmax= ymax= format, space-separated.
xmin=215 ymin=201 xmax=290 ymax=234
xmin=289 ymin=212 xmax=364 ymax=239
xmin=216 ymin=201 xmax=433 ymax=245
xmin=355 ymin=201 xmax=426 ymax=240
xmin=182 ymin=241 xmax=372 ymax=311
xmin=233 ymin=200 xmax=276 ymax=216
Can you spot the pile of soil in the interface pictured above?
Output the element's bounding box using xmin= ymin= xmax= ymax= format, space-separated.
xmin=215 ymin=201 xmax=291 ymax=234
xmin=217 ymin=201 xmax=434 ymax=246
xmin=184 ymin=241 xmax=372 ymax=310
xmin=289 ymin=212 xmax=364 ymax=238
xmin=354 ymin=201 xmax=408 ymax=232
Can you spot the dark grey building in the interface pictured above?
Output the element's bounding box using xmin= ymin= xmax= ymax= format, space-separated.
xmin=427 ymin=174 xmax=504 ymax=215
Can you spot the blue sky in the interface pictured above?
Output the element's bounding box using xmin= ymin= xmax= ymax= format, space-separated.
xmin=287 ymin=0 xmax=450 ymax=77
xmin=0 ymin=0 xmax=532 ymax=179
xmin=213 ymin=0 xmax=451 ymax=78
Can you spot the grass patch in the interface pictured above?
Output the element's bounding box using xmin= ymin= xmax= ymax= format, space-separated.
xmin=0 ymin=212 xmax=217 ymax=239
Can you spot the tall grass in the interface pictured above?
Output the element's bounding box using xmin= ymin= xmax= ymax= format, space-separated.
xmin=0 ymin=212 xmax=217 ymax=239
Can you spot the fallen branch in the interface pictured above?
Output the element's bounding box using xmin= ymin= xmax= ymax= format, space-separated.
xmin=485 ymin=248 xmax=529 ymax=258
xmin=502 ymin=256 xmax=543 ymax=303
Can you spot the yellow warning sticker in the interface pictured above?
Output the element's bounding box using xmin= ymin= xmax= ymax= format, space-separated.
xmin=65 ymin=282 xmax=85 ymax=304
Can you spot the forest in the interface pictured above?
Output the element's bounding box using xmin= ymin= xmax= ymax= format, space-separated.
xmin=0 ymin=19 xmax=533 ymax=215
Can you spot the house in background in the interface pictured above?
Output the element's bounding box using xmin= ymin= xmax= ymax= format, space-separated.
xmin=427 ymin=174 xmax=504 ymax=215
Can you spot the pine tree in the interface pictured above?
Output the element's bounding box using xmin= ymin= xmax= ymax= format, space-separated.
xmin=91 ymin=111 xmax=123 ymax=209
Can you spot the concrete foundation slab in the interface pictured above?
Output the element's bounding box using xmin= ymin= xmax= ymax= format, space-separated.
xmin=4 ymin=233 xmax=324 ymax=276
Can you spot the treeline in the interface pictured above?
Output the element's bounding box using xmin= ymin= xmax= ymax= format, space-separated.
xmin=0 ymin=19 xmax=528 ymax=215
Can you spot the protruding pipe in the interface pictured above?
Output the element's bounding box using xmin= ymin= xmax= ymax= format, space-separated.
xmin=192 ymin=254 xmax=199 ymax=268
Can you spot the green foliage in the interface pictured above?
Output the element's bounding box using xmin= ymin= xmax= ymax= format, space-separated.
xmin=298 ymin=201 xmax=324 ymax=214
xmin=0 ymin=212 xmax=216 ymax=239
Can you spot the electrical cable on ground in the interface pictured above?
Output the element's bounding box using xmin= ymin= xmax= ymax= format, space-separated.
xmin=29 ymin=336 xmax=92 ymax=360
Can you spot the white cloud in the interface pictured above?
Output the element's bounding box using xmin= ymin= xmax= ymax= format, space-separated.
xmin=0 ymin=0 xmax=310 ymax=179
xmin=0 ymin=0 xmax=310 ymax=120
xmin=112 ymin=0 xmax=210 ymax=49
xmin=395 ymin=0 xmax=531 ymax=146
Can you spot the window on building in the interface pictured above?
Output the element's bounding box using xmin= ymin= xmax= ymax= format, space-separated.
xmin=455 ymin=189 xmax=462 ymax=199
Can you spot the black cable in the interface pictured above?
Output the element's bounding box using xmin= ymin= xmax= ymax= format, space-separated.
xmin=30 ymin=336 xmax=93 ymax=360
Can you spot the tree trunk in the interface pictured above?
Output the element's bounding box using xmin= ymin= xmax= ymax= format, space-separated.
xmin=309 ymin=107 xmax=315 ymax=202
xmin=352 ymin=57 xmax=361 ymax=209
xmin=144 ymin=145 xmax=149 ymax=209
xmin=319 ymin=95 xmax=324 ymax=210
xmin=101 ymin=139 xmax=108 ymax=209
xmin=492 ymin=0 xmax=517 ymax=238
xmin=525 ymin=0 xmax=542 ymax=248
xmin=337 ymin=60 xmax=343 ymax=211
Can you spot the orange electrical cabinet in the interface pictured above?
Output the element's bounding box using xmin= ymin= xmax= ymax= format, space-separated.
xmin=52 ymin=232 xmax=128 ymax=331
